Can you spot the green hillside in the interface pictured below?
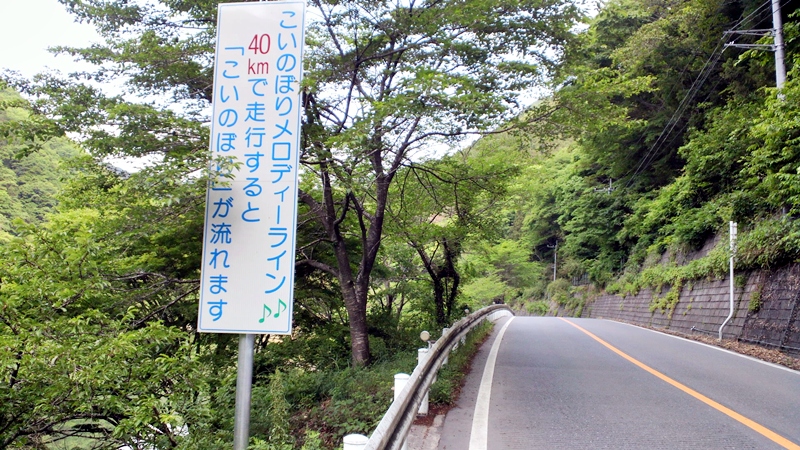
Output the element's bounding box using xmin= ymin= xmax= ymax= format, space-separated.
xmin=459 ymin=0 xmax=800 ymax=316
xmin=0 ymin=0 xmax=798 ymax=448
xmin=0 ymin=89 xmax=79 ymax=236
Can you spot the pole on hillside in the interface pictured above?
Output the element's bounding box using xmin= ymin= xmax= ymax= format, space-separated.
xmin=233 ymin=334 xmax=255 ymax=450
xmin=554 ymin=241 xmax=557 ymax=281
xmin=548 ymin=240 xmax=558 ymax=281
xmin=724 ymin=0 xmax=786 ymax=95
xmin=772 ymin=0 xmax=786 ymax=91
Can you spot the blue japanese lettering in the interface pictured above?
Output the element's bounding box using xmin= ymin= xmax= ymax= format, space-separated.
xmin=208 ymin=299 xmax=228 ymax=321
xmin=245 ymin=102 xmax=267 ymax=122
xmin=245 ymin=152 xmax=265 ymax=173
xmin=273 ymin=120 xmax=292 ymax=139
xmin=218 ymin=109 xmax=238 ymax=127
xmin=209 ymin=248 xmax=230 ymax=269
xmin=210 ymin=161 xmax=233 ymax=191
xmin=272 ymin=142 xmax=291 ymax=161
xmin=268 ymin=250 xmax=287 ymax=271
xmin=220 ymin=85 xmax=239 ymax=102
xmin=275 ymin=97 xmax=292 ymax=116
xmin=245 ymin=177 xmax=263 ymax=197
xmin=209 ymin=274 xmax=229 ymax=294
xmin=242 ymin=202 xmax=260 ymax=222
xmin=270 ymin=164 xmax=292 ymax=183
xmin=248 ymin=78 xmax=269 ymax=96
xmin=280 ymin=11 xmax=297 ymax=29
xmin=210 ymin=181 xmax=233 ymax=191
xmin=275 ymin=75 xmax=296 ymax=94
xmin=276 ymin=54 xmax=297 ymax=72
xmin=278 ymin=32 xmax=297 ymax=50
xmin=264 ymin=273 xmax=286 ymax=294
xmin=274 ymin=186 xmax=289 ymax=202
xmin=246 ymin=127 xmax=266 ymax=148
xmin=210 ymin=223 xmax=233 ymax=244
xmin=269 ymin=227 xmax=288 ymax=248
xmin=212 ymin=197 xmax=234 ymax=218
xmin=216 ymin=132 xmax=236 ymax=152
xmin=223 ymin=60 xmax=240 ymax=79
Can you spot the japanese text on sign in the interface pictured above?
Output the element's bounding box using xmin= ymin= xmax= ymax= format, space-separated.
xmin=198 ymin=1 xmax=305 ymax=334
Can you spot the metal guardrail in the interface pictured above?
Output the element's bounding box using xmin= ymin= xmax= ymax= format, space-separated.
xmin=362 ymin=304 xmax=514 ymax=450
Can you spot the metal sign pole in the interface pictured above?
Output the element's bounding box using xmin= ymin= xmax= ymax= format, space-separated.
xmin=233 ymin=334 xmax=255 ymax=450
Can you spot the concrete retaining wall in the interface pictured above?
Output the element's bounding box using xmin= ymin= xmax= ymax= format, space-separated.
xmin=578 ymin=264 xmax=800 ymax=354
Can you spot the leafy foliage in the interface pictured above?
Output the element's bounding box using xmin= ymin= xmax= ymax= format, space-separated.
xmin=459 ymin=0 xmax=800 ymax=316
xmin=0 ymin=88 xmax=80 ymax=236
xmin=3 ymin=0 xmax=800 ymax=447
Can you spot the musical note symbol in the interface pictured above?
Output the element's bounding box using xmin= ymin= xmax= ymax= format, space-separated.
xmin=273 ymin=299 xmax=287 ymax=318
xmin=258 ymin=304 xmax=272 ymax=323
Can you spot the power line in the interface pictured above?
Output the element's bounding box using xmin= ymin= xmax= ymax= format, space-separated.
xmin=621 ymin=0 xmax=780 ymax=190
xmin=623 ymin=45 xmax=725 ymax=187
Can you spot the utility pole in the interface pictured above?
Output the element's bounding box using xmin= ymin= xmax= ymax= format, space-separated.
xmin=772 ymin=0 xmax=787 ymax=90
xmin=547 ymin=240 xmax=558 ymax=281
xmin=724 ymin=0 xmax=786 ymax=93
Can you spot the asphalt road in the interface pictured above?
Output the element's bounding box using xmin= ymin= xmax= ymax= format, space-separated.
xmin=438 ymin=316 xmax=800 ymax=450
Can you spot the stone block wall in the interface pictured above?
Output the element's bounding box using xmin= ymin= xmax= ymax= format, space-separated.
xmin=579 ymin=264 xmax=800 ymax=354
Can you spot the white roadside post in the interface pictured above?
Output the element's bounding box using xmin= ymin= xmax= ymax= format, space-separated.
xmin=719 ymin=221 xmax=738 ymax=340
xmin=197 ymin=3 xmax=306 ymax=449
xmin=461 ymin=309 xmax=469 ymax=346
xmin=417 ymin=348 xmax=430 ymax=416
xmin=393 ymin=373 xmax=410 ymax=450
xmin=343 ymin=434 xmax=369 ymax=450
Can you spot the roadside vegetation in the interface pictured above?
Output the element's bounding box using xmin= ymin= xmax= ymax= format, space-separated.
xmin=1 ymin=0 xmax=798 ymax=448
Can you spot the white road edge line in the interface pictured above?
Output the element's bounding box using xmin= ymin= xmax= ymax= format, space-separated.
xmin=607 ymin=319 xmax=800 ymax=375
xmin=469 ymin=317 xmax=514 ymax=450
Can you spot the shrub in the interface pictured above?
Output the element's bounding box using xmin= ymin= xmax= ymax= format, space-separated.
xmin=525 ymin=300 xmax=549 ymax=315
xmin=429 ymin=321 xmax=492 ymax=405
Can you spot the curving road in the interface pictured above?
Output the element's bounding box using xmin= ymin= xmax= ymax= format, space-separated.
xmin=438 ymin=316 xmax=800 ymax=450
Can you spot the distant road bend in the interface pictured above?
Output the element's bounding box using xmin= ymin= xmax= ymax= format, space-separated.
xmin=438 ymin=317 xmax=800 ymax=450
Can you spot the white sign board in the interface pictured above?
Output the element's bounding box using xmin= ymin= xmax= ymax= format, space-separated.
xmin=198 ymin=1 xmax=305 ymax=334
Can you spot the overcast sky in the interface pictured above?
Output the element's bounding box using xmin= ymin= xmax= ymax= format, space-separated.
xmin=0 ymin=0 xmax=100 ymax=78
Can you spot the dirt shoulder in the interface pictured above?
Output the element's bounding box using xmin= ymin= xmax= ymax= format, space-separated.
xmin=634 ymin=322 xmax=800 ymax=371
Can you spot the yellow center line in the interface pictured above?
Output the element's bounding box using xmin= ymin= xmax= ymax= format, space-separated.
xmin=559 ymin=318 xmax=800 ymax=450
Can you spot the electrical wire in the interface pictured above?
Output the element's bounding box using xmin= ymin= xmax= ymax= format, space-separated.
xmin=620 ymin=0 xmax=782 ymax=190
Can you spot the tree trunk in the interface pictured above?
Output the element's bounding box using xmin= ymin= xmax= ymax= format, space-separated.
xmin=414 ymin=243 xmax=449 ymax=326
xmin=442 ymin=238 xmax=461 ymax=322
xmin=300 ymin=102 xmax=397 ymax=367
xmin=329 ymin=206 xmax=372 ymax=367
xmin=433 ymin=277 xmax=446 ymax=326
xmin=298 ymin=168 xmax=373 ymax=366
xmin=445 ymin=269 xmax=460 ymax=322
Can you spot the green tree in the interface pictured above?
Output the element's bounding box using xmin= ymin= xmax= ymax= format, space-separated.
xmin=13 ymin=0 xmax=582 ymax=366
xmin=386 ymin=149 xmax=518 ymax=325
xmin=0 ymin=210 xmax=216 ymax=449
xmin=296 ymin=0 xmax=581 ymax=363
xmin=0 ymin=88 xmax=80 ymax=235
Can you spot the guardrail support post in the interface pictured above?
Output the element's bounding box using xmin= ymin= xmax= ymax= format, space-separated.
xmin=416 ymin=349 xmax=430 ymax=416
xmin=441 ymin=328 xmax=450 ymax=364
xmin=394 ymin=373 xmax=410 ymax=450
xmin=363 ymin=305 xmax=513 ymax=449
xmin=343 ymin=434 xmax=369 ymax=450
